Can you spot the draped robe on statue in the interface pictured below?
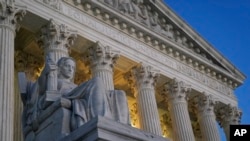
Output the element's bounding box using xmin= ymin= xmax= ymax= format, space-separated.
xmin=21 ymin=58 xmax=130 ymax=132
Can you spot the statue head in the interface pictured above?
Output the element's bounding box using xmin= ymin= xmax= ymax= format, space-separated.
xmin=57 ymin=57 xmax=76 ymax=81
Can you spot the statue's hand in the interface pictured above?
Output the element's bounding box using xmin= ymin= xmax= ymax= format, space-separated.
xmin=44 ymin=57 xmax=57 ymax=74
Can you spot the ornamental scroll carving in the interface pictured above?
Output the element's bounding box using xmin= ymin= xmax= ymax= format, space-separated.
xmin=217 ymin=104 xmax=242 ymax=127
xmin=194 ymin=94 xmax=217 ymax=114
xmin=124 ymin=63 xmax=160 ymax=94
xmin=163 ymin=78 xmax=191 ymax=102
xmin=84 ymin=42 xmax=120 ymax=70
xmin=0 ymin=1 xmax=26 ymax=30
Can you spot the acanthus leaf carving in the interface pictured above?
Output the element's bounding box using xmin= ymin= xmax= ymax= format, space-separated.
xmin=194 ymin=94 xmax=217 ymax=114
xmin=37 ymin=19 xmax=77 ymax=62
xmin=124 ymin=63 xmax=159 ymax=97
xmin=0 ymin=1 xmax=26 ymax=30
xmin=85 ymin=41 xmax=120 ymax=70
xmin=163 ymin=78 xmax=191 ymax=101
xmin=218 ymin=104 xmax=242 ymax=127
xmin=132 ymin=63 xmax=160 ymax=90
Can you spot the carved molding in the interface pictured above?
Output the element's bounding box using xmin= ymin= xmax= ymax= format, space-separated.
xmin=61 ymin=1 xmax=235 ymax=96
xmin=24 ymin=0 xmax=239 ymax=103
xmin=97 ymin=0 xmax=243 ymax=86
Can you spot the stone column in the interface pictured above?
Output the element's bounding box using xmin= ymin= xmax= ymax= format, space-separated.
xmin=38 ymin=19 xmax=77 ymax=101
xmin=0 ymin=1 xmax=26 ymax=141
xmin=163 ymin=79 xmax=195 ymax=141
xmin=129 ymin=64 xmax=162 ymax=136
xmin=86 ymin=42 xmax=120 ymax=90
xmin=195 ymin=95 xmax=220 ymax=141
xmin=219 ymin=105 xmax=242 ymax=141
xmin=38 ymin=19 xmax=77 ymax=63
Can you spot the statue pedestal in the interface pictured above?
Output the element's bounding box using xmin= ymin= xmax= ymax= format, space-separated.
xmin=24 ymin=98 xmax=72 ymax=141
xmin=24 ymin=98 xmax=168 ymax=141
xmin=62 ymin=116 xmax=168 ymax=141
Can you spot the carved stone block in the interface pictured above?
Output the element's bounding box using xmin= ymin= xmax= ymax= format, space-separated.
xmin=61 ymin=116 xmax=168 ymax=141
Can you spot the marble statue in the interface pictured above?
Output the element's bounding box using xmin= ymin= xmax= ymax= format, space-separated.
xmin=20 ymin=56 xmax=130 ymax=132
xmin=131 ymin=0 xmax=149 ymax=25
xmin=149 ymin=11 xmax=162 ymax=32
xmin=161 ymin=23 xmax=174 ymax=39
xmin=118 ymin=0 xmax=134 ymax=15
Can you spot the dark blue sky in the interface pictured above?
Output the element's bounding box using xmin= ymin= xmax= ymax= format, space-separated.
xmin=163 ymin=0 xmax=250 ymax=140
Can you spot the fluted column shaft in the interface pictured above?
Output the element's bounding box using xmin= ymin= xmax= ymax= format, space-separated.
xmin=164 ymin=79 xmax=195 ymax=141
xmin=0 ymin=19 xmax=15 ymax=141
xmin=195 ymin=95 xmax=220 ymax=141
xmin=0 ymin=2 xmax=26 ymax=141
xmin=86 ymin=42 xmax=120 ymax=91
xmin=38 ymin=19 xmax=77 ymax=94
xmin=92 ymin=65 xmax=114 ymax=90
xmin=132 ymin=64 xmax=162 ymax=136
xmin=137 ymin=87 xmax=162 ymax=135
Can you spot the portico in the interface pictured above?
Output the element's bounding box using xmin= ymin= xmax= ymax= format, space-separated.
xmin=0 ymin=0 xmax=245 ymax=141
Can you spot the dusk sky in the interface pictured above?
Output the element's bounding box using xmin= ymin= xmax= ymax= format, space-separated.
xmin=163 ymin=0 xmax=250 ymax=140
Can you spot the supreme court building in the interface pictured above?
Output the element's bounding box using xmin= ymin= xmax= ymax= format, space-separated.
xmin=0 ymin=0 xmax=245 ymax=141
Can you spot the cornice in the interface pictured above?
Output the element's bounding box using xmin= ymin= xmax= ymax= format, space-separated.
xmin=154 ymin=0 xmax=246 ymax=83
xmin=20 ymin=0 xmax=242 ymax=97
xmin=59 ymin=0 xmax=244 ymax=89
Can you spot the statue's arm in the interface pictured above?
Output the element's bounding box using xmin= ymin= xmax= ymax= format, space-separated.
xmin=38 ymin=67 xmax=47 ymax=95
xmin=38 ymin=57 xmax=58 ymax=95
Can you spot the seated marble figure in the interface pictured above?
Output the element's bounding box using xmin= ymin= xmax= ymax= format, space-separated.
xmin=20 ymin=57 xmax=130 ymax=132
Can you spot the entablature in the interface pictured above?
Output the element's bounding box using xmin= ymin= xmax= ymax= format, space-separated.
xmin=23 ymin=0 xmax=245 ymax=89
xmin=16 ymin=0 xmax=239 ymax=105
xmin=60 ymin=0 xmax=245 ymax=88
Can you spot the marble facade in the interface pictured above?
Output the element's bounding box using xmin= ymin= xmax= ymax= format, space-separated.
xmin=0 ymin=0 xmax=245 ymax=141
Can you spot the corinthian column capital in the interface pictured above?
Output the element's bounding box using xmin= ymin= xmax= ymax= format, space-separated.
xmin=124 ymin=63 xmax=162 ymax=135
xmin=131 ymin=64 xmax=160 ymax=90
xmin=218 ymin=104 xmax=242 ymax=141
xmin=0 ymin=1 xmax=26 ymax=30
xmin=194 ymin=94 xmax=216 ymax=114
xmin=38 ymin=19 xmax=77 ymax=61
xmin=164 ymin=78 xmax=191 ymax=102
xmin=194 ymin=94 xmax=220 ymax=141
xmin=219 ymin=105 xmax=242 ymax=126
xmin=85 ymin=41 xmax=120 ymax=70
